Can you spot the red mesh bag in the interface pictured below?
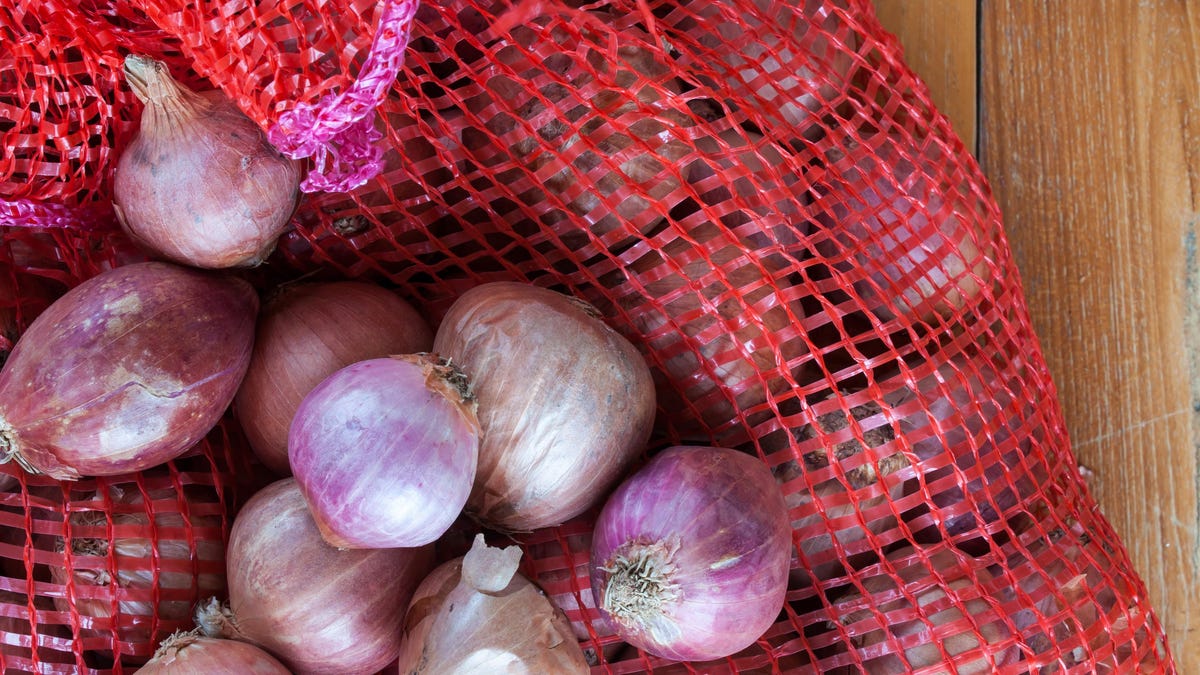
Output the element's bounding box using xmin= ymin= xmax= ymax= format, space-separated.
xmin=0 ymin=0 xmax=1176 ymax=672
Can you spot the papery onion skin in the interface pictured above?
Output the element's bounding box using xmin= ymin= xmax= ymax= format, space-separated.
xmin=136 ymin=631 xmax=290 ymax=674
xmin=48 ymin=483 xmax=226 ymax=663
xmin=396 ymin=535 xmax=588 ymax=674
xmin=432 ymin=282 xmax=655 ymax=531
xmin=590 ymin=446 xmax=791 ymax=662
xmin=0 ymin=262 xmax=257 ymax=479
xmin=235 ymin=281 xmax=433 ymax=475
xmin=113 ymin=55 xmax=301 ymax=269
xmin=290 ymin=354 xmax=479 ymax=549
xmin=197 ymin=478 xmax=432 ymax=675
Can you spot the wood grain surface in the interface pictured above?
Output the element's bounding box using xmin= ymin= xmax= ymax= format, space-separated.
xmin=875 ymin=0 xmax=1200 ymax=670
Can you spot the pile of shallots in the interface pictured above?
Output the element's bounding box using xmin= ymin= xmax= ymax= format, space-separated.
xmin=0 ymin=0 xmax=1031 ymax=667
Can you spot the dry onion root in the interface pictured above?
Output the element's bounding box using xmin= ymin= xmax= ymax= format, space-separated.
xmin=136 ymin=630 xmax=290 ymax=674
xmin=395 ymin=534 xmax=588 ymax=674
xmin=114 ymin=55 xmax=301 ymax=269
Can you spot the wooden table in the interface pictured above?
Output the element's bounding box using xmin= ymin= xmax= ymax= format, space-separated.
xmin=874 ymin=1 xmax=1199 ymax=670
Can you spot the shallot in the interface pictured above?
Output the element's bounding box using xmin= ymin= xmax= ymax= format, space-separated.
xmin=835 ymin=546 xmax=1019 ymax=674
xmin=433 ymin=282 xmax=655 ymax=531
xmin=196 ymin=478 xmax=432 ymax=675
xmin=616 ymin=220 xmax=805 ymax=443
xmin=235 ymin=280 xmax=433 ymax=475
xmin=395 ymin=534 xmax=588 ymax=673
xmin=290 ymin=354 xmax=479 ymax=549
xmin=49 ymin=483 xmax=225 ymax=663
xmin=469 ymin=24 xmax=693 ymax=250
xmin=664 ymin=0 xmax=855 ymax=139
xmin=135 ymin=630 xmax=289 ymax=674
xmin=590 ymin=446 xmax=791 ymax=661
xmin=775 ymin=391 xmax=908 ymax=586
xmin=0 ymin=262 xmax=257 ymax=479
xmin=114 ymin=55 xmax=301 ymax=269
xmin=811 ymin=129 xmax=991 ymax=325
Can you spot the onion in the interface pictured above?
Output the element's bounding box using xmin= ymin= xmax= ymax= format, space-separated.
xmin=196 ymin=478 xmax=432 ymax=675
xmin=432 ymin=282 xmax=655 ymax=531
xmin=590 ymin=446 xmax=791 ymax=661
xmin=835 ymin=546 xmax=1019 ymax=674
xmin=665 ymin=0 xmax=855 ymax=139
xmin=617 ymin=220 xmax=805 ymax=443
xmin=396 ymin=534 xmax=588 ymax=673
xmin=890 ymin=355 xmax=1042 ymax=542
xmin=234 ymin=281 xmax=433 ymax=475
xmin=0 ymin=262 xmax=257 ymax=479
xmin=470 ymin=25 xmax=693 ymax=250
xmin=136 ymin=630 xmax=290 ymax=674
xmin=290 ymin=354 xmax=479 ymax=549
xmin=113 ymin=55 xmax=301 ymax=269
xmin=812 ymin=130 xmax=991 ymax=325
xmin=684 ymin=128 xmax=809 ymax=256
xmin=775 ymin=392 xmax=908 ymax=586
xmin=48 ymin=483 xmax=225 ymax=664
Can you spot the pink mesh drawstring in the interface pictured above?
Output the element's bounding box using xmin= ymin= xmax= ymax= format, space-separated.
xmin=267 ymin=0 xmax=420 ymax=194
xmin=1 ymin=199 xmax=113 ymax=230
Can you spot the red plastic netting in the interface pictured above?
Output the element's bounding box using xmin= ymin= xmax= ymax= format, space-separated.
xmin=0 ymin=0 xmax=1175 ymax=672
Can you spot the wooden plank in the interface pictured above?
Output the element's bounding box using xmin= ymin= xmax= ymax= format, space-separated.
xmin=979 ymin=1 xmax=1200 ymax=671
xmin=872 ymin=0 xmax=978 ymax=153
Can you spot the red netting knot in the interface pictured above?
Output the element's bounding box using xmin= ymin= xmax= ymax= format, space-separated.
xmin=267 ymin=0 xmax=419 ymax=193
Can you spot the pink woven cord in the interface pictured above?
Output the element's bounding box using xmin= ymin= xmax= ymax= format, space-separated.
xmin=1 ymin=199 xmax=114 ymax=231
xmin=267 ymin=0 xmax=420 ymax=194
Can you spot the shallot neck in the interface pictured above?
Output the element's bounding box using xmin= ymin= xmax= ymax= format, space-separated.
xmin=123 ymin=55 xmax=209 ymax=124
xmin=600 ymin=538 xmax=681 ymax=626
xmin=153 ymin=629 xmax=202 ymax=660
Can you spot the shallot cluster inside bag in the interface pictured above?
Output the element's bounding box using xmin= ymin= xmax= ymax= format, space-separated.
xmin=0 ymin=0 xmax=1175 ymax=672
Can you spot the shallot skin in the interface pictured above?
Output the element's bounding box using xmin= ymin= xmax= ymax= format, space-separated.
xmin=590 ymin=446 xmax=791 ymax=662
xmin=114 ymin=55 xmax=301 ymax=269
xmin=433 ymin=282 xmax=655 ymax=531
xmin=290 ymin=354 xmax=479 ymax=549
xmin=0 ymin=262 xmax=257 ymax=479
xmin=235 ymin=281 xmax=433 ymax=475
xmin=205 ymin=479 xmax=433 ymax=675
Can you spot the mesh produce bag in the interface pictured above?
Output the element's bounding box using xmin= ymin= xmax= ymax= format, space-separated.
xmin=0 ymin=0 xmax=1176 ymax=672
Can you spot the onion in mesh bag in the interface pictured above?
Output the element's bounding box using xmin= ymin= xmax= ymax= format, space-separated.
xmin=662 ymin=0 xmax=856 ymax=139
xmin=775 ymin=391 xmax=908 ymax=587
xmin=835 ymin=546 xmax=1020 ymax=674
xmin=616 ymin=220 xmax=806 ymax=443
xmin=464 ymin=21 xmax=694 ymax=251
xmin=811 ymin=128 xmax=992 ymax=325
xmin=49 ymin=483 xmax=225 ymax=663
